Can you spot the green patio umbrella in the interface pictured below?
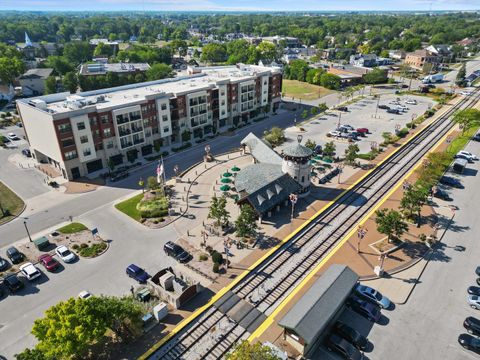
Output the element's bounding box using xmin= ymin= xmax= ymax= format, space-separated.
xmin=310 ymin=159 xmax=318 ymax=164
xmin=220 ymin=185 xmax=231 ymax=191
xmin=221 ymin=178 xmax=232 ymax=183
xmin=314 ymin=155 xmax=322 ymax=160
xmin=231 ymin=166 xmax=241 ymax=172
xmin=223 ymin=172 xmax=233 ymax=177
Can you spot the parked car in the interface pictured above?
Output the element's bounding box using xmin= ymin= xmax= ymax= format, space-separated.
xmin=458 ymin=150 xmax=478 ymax=161
xmin=6 ymin=246 xmax=23 ymax=264
xmin=464 ymin=317 xmax=480 ymax=336
xmin=378 ymin=105 xmax=389 ymax=110
xmin=327 ymin=130 xmax=341 ymax=138
xmin=55 ymin=245 xmax=76 ymax=263
xmin=356 ymin=128 xmax=369 ymax=136
xmin=476 ymin=267 xmax=480 ymax=276
xmin=19 ymin=262 xmax=41 ymax=281
xmin=347 ymin=295 xmax=381 ymax=322
xmin=110 ymin=171 xmax=129 ymax=182
xmin=341 ymin=124 xmax=355 ymax=131
xmin=126 ymin=264 xmax=150 ymax=283
xmin=355 ymin=284 xmax=391 ymax=309
xmin=78 ymin=290 xmax=92 ymax=299
xmin=459 ymin=334 xmax=480 ymax=354
xmin=0 ymin=256 xmax=9 ymax=271
xmin=439 ymin=176 xmax=463 ymax=189
xmin=347 ymin=132 xmax=359 ymax=140
xmin=468 ymin=295 xmax=480 ymax=309
xmin=468 ymin=286 xmax=480 ymax=296
xmin=333 ymin=321 xmax=368 ymax=350
xmin=405 ymin=99 xmax=417 ymax=105
xmin=337 ymin=106 xmax=349 ymax=112
xmin=432 ymin=188 xmax=452 ymax=201
xmin=4 ymin=274 xmax=24 ymax=293
xmin=314 ymin=144 xmax=322 ymax=154
xmin=164 ymin=241 xmax=191 ymax=263
xmin=473 ymin=133 xmax=480 ymax=142
xmin=455 ymin=153 xmax=474 ymax=163
xmin=38 ymin=254 xmax=60 ymax=272
xmin=386 ymin=108 xmax=400 ymax=114
xmin=325 ymin=334 xmax=363 ymax=360
xmin=7 ymin=133 xmax=20 ymax=141
xmin=21 ymin=148 xmax=31 ymax=157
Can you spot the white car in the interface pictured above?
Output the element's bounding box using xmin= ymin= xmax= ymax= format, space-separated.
xmin=405 ymin=99 xmax=417 ymax=105
xmin=78 ymin=290 xmax=92 ymax=299
xmin=327 ymin=130 xmax=341 ymax=138
xmin=7 ymin=133 xmax=20 ymax=141
xmin=55 ymin=245 xmax=76 ymax=263
xmin=457 ymin=150 xmax=478 ymax=160
xmin=460 ymin=91 xmax=472 ymax=96
xmin=19 ymin=262 xmax=41 ymax=281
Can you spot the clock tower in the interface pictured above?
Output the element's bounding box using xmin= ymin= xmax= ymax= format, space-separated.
xmin=281 ymin=134 xmax=313 ymax=197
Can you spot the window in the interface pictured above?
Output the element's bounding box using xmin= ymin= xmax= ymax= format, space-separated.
xmin=220 ymin=91 xmax=225 ymax=96
xmin=89 ymin=117 xmax=97 ymax=126
xmin=77 ymin=122 xmax=86 ymax=131
xmin=221 ymin=100 xmax=225 ymax=106
xmin=163 ymin=126 xmax=170 ymax=133
xmin=83 ymin=148 xmax=91 ymax=156
xmin=58 ymin=123 xmax=72 ymax=133
xmin=161 ymin=103 xmax=167 ymax=110
xmin=64 ymin=150 xmax=77 ymax=160
xmin=162 ymin=115 xmax=168 ymax=122
xmin=100 ymin=115 xmax=109 ymax=124
xmin=80 ymin=135 xmax=88 ymax=144
xmin=106 ymin=141 xmax=114 ymax=149
xmin=103 ymin=128 xmax=111 ymax=137
xmin=62 ymin=138 xmax=74 ymax=147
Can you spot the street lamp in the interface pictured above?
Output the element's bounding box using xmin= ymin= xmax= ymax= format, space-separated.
xmin=24 ymin=220 xmax=32 ymax=242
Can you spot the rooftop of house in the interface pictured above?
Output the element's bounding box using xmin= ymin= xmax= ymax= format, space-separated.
xmin=19 ymin=68 xmax=54 ymax=80
xmin=17 ymin=64 xmax=279 ymax=115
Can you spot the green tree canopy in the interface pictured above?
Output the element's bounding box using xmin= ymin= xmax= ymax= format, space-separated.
xmin=320 ymin=73 xmax=341 ymax=90
xmin=44 ymin=76 xmax=57 ymax=94
xmin=263 ymin=126 xmax=286 ymax=147
xmin=208 ymin=195 xmax=230 ymax=227
xmin=146 ymin=63 xmax=174 ymax=81
xmin=44 ymin=56 xmax=73 ymax=76
xmin=344 ymin=144 xmax=360 ymax=164
xmin=63 ymin=42 xmax=92 ymax=65
xmin=0 ymin=57 xmax=24 ymax=85
xmin=363 ymin=68 xmax=388 ymax=84
xmin=226 ymin=340 xmax=281 ymax=360
xmin=452 ymin=109 xmax=480 ymax=134
xmin=375 ymin=209 xmax=408 ymax=242
xmin=235 ymin=205 xmax=258 ymax=238
xmin=323 ymin=141 xmax=336 ymax=157
xmin=62 ymin=72 xmax=78 ymax=94
xmin=201 ymin=43 xmax=227 ymax=63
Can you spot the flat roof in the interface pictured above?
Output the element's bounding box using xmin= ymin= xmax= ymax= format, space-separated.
xmin=18 ymin=64 xmax=278 ymax=115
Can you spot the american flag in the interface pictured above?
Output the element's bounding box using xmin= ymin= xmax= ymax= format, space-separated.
xmin=156 ymin=161 xmax=164 ymax=183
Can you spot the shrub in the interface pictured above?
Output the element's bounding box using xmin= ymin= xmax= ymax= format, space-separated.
xmin=72 ymin=244 xmax=79 ymax=250
xmin=213 ymin=262 xmax=220 ymax=273
xmin=199 ymin=254 xmax=208 ymax=261
xmin=205 ymin=245 xmax=213 ymax=254
xmin=211 ymin=250 xmax=223 ymax=264
xmin=406 ymin=122 xmax=416 ymax=129
xmin=136 ymin=197 xmax=169 ymax=218
xmin=397 ymin=128 xmax=409 ymax=138
xmin=80 ymin=243 xmax=88 ymax=249
xmin=153 ymin=219 xmax=159 ymax=224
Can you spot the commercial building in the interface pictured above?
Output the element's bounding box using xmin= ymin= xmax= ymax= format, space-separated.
xmin=404 ymin=49 xmax=441 ymax=71
xmin=16 ymin=64 xmax=282 ymax=180
xmin=79 ymin=62 xmax=151 ymax=77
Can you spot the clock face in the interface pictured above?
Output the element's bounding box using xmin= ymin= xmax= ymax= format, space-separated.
xmin=287 ymin=161 xmax=293 ymax=167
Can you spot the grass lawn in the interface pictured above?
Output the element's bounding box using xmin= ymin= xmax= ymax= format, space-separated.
xmin=57 ymin=222 xmax=88 ymax=234
xmin=282 ymin=79 xmax=336 ymax=101
xmin=115 ymin=193 xmax=144 ymax=221
xmin=446 ymin=126 xmax=479 ymax=156
xmin=0 ymin=181 xmax=24 ymax=225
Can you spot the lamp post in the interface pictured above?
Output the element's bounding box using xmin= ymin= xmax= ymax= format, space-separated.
xmin=289 ymin=193 xmax=298 ymax=220
xmin=337 ymin=163 xmax=345 ymax=184
xmin=24 ymin=220 xmax=32 ymax=242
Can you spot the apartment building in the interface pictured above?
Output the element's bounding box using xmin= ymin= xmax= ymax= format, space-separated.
xmin=404 ymin=49 xmax=441 ymax=71
xmin=17 ymin=64 xmax=282 ymax=180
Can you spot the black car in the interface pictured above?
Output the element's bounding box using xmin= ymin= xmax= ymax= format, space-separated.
xmin=4 ymin=274 xmax=24 ymax=293
xmin=473 ymin=133 xmax=480 ymax=142
xmin=476 ymin=267 xmax=480 ymax=277
xmin=432 ymin=188 xmax=452 ymax=201
xmin=126 ymin=264 xmax=150 ymax=284
xmin=337 ymin=106 xmax=348 ymax=112
xmin=164 ymin=241 xmax=191 ymax=263
xmin=464 ymin=317 xmax=480 ymax=336
xmin=378 ymin=105 xmax=389 ymax=110
xmin=386 ymin=108 xmax=400 ymax=114
xmin=0 ymin=256 xmax=9 ymax=271
xmin=326 ymin=334 xmax=363 ymax=360
xmin=469 ymin=286 xmax=480 ymax=296
xmin=6 ymin=247 xmax=23 ymax=264
xmin=439 ymin=176 xmax=463 ymax=189
xmin=110 ymin=171 xmax=129 ymax=182
xmin=333 ymin=321 xmax=368 ymax=350
xmin=459 ymin=333 xmax=480 ymax=354
xmin=21 ymin=149 xmax=31 ymax=157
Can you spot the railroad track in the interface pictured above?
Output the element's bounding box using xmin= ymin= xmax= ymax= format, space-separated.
xmin=149 ymin=89 xmax=480 ymax=360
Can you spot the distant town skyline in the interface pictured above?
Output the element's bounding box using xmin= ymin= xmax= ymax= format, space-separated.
xmin=0 ymin=0 xmax=479 ymax=12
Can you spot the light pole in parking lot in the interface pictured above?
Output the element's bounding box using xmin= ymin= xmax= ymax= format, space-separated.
xmin=23 ymin=220 xmax=32 ymax=242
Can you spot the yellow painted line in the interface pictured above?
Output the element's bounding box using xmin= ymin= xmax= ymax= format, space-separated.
xmin=139 ymin=98 xmax=461 ymax=359
xmin=247 ymin=123 xmax=460 ymax=342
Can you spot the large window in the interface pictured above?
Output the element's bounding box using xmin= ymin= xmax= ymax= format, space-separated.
xmin=103 ymin=128 xmax=111 ymax=137
xmin=80 ymin=135 xmax=88 ymax=144
xmin=64 ymin=150 xmax=77 ymax=160
xmin=58 ymin=123 xmax=72 ymax=133
xmin=77 ymin=122 xmax=86 ymax=131
xmin=100 ymin=115 xmax=110 ymax=124
xmin=62 ymin=138 xmax=74 ymax=147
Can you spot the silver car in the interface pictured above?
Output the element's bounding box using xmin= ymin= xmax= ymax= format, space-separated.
xmin=468 ymin=295 xmax=480 ymax=310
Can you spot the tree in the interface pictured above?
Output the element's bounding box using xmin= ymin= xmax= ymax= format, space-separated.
xmin=44 ymin=76 xmax=57 ymax=94
xmin=310 ymin=106 xmax=319 ymax=116
xmin=181 ymin=130 xmax=191 ymax=143
xmin=452 ymin=109 xmax=480 ymax=134
xmin=263 ymin=127 xmax=285 ymax=147
xmin=63 ymin=42 xmax=92 ymax=64
xmin=323 ymin=141 xmax=336 ymax=157
xmin=304 ymin=139 xmax=316 ymax=150
xmin=235 ymin=205 xmax=258 ymax=239
xmin=301 ymin=109 xmax=309 ymax=120
xmin=44 ymin=56 xmax=73 ymax=76
xmin=320 ymin=73 xmax=341 ymax=90
xmin=344 ymin=144 xmax=359 ymax=164
xmin=456 ymin=62 xmax=466 ymax=87
xmin=318 ymin=102 xmax=328 ymax=112
xmin=226 ymin=340 xmax=281 ymax=360
xmin=30 ymin=296 xmax=143 ymax=359
xmin=0 ymin=57 xmax=24 ymax=85
xmin=146 ymin=63 xmax=174 ymax=81
xmin=208 ymin=195 xmax=230 ymax=227
xmin=256 ymin=41 xmax=278 ymax=62
xmin=375 ymin=209 xmax=408 ymax=243
xmin=62 ymin=72 xmax=78 ymax=94
xmin=363 ymin=68 xmax=388 ymax=84
xmin=147 ymin=176 xmax=159 ymax=190
xmin=286 ymin=60 xmax=309 ymax=81
xmin=15 ymin=348 xmax=47 ymax=360
xmin=93 ymin=42 xmax=113 ymax=57
xmin=400 ymin=185 xmax=429 ymax=224
xmin=201 ymin=43 xmax=227 ymax=63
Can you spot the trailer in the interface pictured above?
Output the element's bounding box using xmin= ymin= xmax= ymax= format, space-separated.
xmin=453 ymin=158 xmax=468 ymax=174
xmin=422 ymin=73 xmax=444 ymax=84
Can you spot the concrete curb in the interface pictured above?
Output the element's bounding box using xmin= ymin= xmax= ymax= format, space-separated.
xmin=75 ymin=240 xmax=110 ymax=259
xmin=0 ymin=180 xmax=27 ymax=227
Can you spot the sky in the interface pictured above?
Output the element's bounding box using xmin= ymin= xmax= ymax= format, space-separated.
xmin=0 ymin=0 xmax=479 ymax=12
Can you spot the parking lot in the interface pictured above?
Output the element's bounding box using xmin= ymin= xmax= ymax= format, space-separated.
xmin=367 ymin=139 xmax=480 ymax=360
xmin=279 ymin=93 xmax=435 ymax=157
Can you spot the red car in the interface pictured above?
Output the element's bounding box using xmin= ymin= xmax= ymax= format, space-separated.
xmin=356 ymin=128 xmax=369 ymax=137
xmin=38 ymin=254 xmax=60 ymax=272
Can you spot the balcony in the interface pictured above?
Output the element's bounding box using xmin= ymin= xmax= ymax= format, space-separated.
xmin=116 ymin=116 xmax=129 ymax=125
xmin=133 ymin=138 xmax=145 ymax=145
xmin=119 ymin=129 xmax=131 ymax=137
xmin=131 ymin=127 xmax=143 ymax=134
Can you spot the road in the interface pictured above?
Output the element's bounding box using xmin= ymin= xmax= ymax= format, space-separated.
xmin=368 ymin=139 xmax=480 ymax=360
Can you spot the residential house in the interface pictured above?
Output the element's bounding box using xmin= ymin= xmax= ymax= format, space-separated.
xmin=18 ymin=68 xmax=54 ymax=96
xmin=425 ymin=44 xmax=453 ymax=62
xmin=349 ymin=54 xmax=378 ymax=67
xmin=388 ymin=50 xmax=406 ymax=60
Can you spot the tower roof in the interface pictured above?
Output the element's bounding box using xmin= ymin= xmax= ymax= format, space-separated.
xmin=281 ymin=142 xmax=313 ymax=158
